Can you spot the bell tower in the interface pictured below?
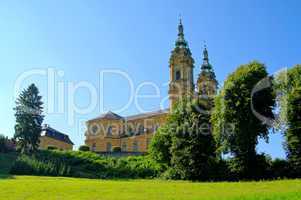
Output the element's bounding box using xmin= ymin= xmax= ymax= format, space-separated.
xmin=168 ymin=19 xmax=195 ymax=109
xmin=197 ymin=45 xmax=218 ymax=98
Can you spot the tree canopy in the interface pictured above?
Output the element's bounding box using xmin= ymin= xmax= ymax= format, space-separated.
xmin=212 ymin=61 xmax=275 ymax=178
xmin=14 ymin=84 xmax=44 ymax=153
xmin=275 ymin=65 xmax=301 ymax=174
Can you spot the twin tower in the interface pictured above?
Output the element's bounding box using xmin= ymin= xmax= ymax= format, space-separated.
xmin=168 ymin=19 xmax=218 ymax=108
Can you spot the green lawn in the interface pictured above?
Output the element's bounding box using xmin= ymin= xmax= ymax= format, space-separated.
xmin=0 ymin=176 xmax=301 ymax=200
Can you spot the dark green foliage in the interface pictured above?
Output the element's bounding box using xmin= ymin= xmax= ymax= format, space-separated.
xmin=8 ymin=149 xmax=293 ymax=181
xmin=170 ymin=99 xmax=217 ymax=181
xmin=226 ymin=154 xmax=272 ymax=180
xmin=276 ymin=65 xmax=301 ymax=176
xmin=212 ymin=61 xmax=275 ymax=179
xmin=150 ymin=98 xmax=218 ymax=181
xmin=78 ymin=145 xmax=90 ymax=152
xmin=14 ymin=84 xmax=44 ymax=153
xmin=10 ymin=150 xmax=163 ymax=179
xmin=271 ymin=158 xmax=290 ymax=179
xmin=11 ymin=154 xmax=71 ymax=177
xmin=0 ymin=152 xmax=18 ymax=177
xmin=47 ymin=146 xmax=58 ymax=150
xmin=160 ymin=167 xmax=181 ymax=180
xmin=287 ymin=88 xmax=301 ymax=176
xmin=112 ymin=146 xmax=121 ymax=152
xmin=149 ymin=125 xmax=172 ymax=165
xmin=0 ymin=134 xmax=9 ymax=153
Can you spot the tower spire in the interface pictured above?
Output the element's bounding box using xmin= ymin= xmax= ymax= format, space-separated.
xmin=169 ymin=16 xmax=194 ymax=110
xmin=175 ymin=16 xmax=187 ymax=48
xmin=203 ymin=43 xmax=209 ymax=62
xmin=197 ymin=44 xmax=218 ymax=97
xmin=201 ymin=44 xmax=211 ymax=70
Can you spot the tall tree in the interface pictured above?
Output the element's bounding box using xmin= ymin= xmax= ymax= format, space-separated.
xmin=14 ymin=84 xmax=44 ymax=153
xmin=212 ymin=61 xmax=275 ymax=179
xmin=275 ymin=65 xmax=301 ymax=175
xmin=169 ymin=98 xmax=217 ymax=181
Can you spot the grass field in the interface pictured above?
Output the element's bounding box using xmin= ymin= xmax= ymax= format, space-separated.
xmin=0 ymin=176 xmax=301 ymax=200
xmin=1 ymin=153 xmax=301 ymax=200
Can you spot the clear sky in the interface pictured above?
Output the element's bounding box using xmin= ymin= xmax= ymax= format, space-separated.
xmin=0 ymin=0 xmax=300 ymax=158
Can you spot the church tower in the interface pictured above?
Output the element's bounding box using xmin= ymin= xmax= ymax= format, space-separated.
xmin=197 ymin=45 xmax=218 ymax=98
xmin=168 ymin=19 xmax=195 ymax=109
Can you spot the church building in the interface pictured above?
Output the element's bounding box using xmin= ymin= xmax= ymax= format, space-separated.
xmin=84 ymin=19 xmax=217 ymax=154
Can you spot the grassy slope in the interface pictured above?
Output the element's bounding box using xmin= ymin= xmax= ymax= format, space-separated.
xmin=0 ymin=176 xmax=301 ymax=200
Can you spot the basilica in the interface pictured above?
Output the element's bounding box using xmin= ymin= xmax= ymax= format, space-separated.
xmin=84 ymin=19 xmax=217 ymax=153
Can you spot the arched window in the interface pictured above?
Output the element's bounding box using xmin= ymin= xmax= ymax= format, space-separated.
xmin=138 ymin=124 xmax=144 ymax=134
xmin=106 ymin=142 xmax=112 ymax=152
xmin=107 ymin=126 xmax=112 ymax=136
xmin=175 ymin=70 xmax=181 ymax=80
xmin=91 ymin=125 xmax=98 ymax=135
xmin=132 ymin=141 xmax=139 ymax=152
xmin=127 ymin=125 xmax=134 ymax=136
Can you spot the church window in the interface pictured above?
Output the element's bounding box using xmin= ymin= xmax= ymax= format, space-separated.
xmin=138 ymin=124 xmax=144 ymax=134
xmin=107 ymin=126 xmax=112 ymax=136
xmin=91 ymin=125 xmax=98 ymax=135
xmin=175 ymin=70 xmax=181 ymax=80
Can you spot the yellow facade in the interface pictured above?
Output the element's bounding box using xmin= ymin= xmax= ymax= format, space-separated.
xmin=39 ymin=136 xmax=73 ymax=151
xmin=85 ymin=111 xmax=168 ymax=153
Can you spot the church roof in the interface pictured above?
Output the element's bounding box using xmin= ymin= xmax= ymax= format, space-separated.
xmin=41 ymin=125 xmax=74 ymax=145
xmin=87 ymin=109 xmax=169 ymax=122
xmin=125 ymin=109 xmax=169 ymax=121
xmin=88 ymin=111 xmax=124 ymax=121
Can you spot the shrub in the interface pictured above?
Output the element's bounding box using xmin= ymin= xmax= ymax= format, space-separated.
xmin=0 ymin=134 xmax=9 ymax=153
xmin=10 ymin=150 xmax=163 ymax=179
xmin=11 ymin=154 xmax=71 ymax=176
xmin=79 ymin=145 xmax=90 ymax=152
xmin=112 ymin=147 xmax=121 ymax=152
xmin=149 ymin=125 xmax=172 ymax=165
xmin=160 ymin=167 xmax=181 ymax=180
xmin=271 ymin=158 xmax=290 ymax=179
xmin=47 ymin=146 xmax=58 ymax=150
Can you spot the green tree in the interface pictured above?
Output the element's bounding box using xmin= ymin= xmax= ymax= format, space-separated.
xmin=14 ymin=84 xmax=44 ymax=153
xmin=0 ymin=134 xmax=9 ymax=153
xmin=79 ymin=145 xmax=90 ymax=152
xmin=169 ymin=98 xmax=217 ymax=181
xmin=275 ymin=65 xmax=301 ymax=175
xmin=149 ymin=124 xmax=173 ymax=165
xmin=212 ymin=61 xmax=275 ymax=179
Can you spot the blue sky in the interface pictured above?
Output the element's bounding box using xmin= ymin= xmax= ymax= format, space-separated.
xmin=0 ymin=0 xmax=300 ymax=157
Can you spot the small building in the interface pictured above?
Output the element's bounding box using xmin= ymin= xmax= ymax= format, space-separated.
xmin=39 ymin=124 xmax=74 ymax=150
xmin=85 ymin=109 xmax=168 ymax=153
